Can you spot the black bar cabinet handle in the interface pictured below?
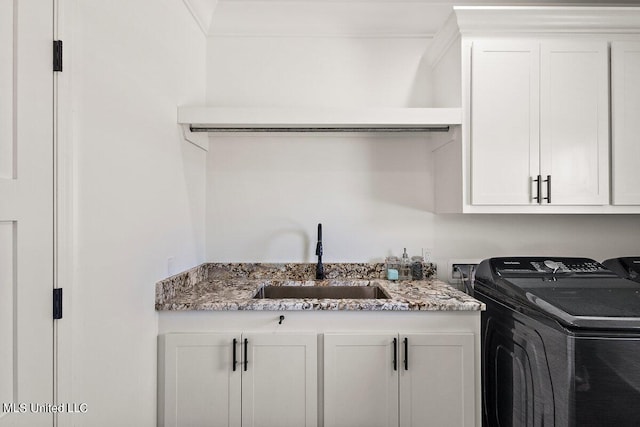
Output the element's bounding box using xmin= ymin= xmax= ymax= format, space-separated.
xmin=393 ymin=338 xmax=397 ymax=371
xmin=243 ymin=338 xmax=248 ymax=371
xmin=232 ymin=338 xmax=237 ymax=371
xmin=533 ymin=175 xmax=542 ymax=203
xmin=543 ymin=175 xmax=551 ymax=204
xmin=403 ymin=337 xmax=409 ymax=371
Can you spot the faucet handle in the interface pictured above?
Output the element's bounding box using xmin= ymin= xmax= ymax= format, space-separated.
xmin=316 ymin=258 xmax=325 ymax=279
xmin=315 ymin=223 xmax=324 ymax=280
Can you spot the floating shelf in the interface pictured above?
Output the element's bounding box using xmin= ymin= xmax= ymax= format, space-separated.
xmin=177 ymin=106 xmax=462 ymax=149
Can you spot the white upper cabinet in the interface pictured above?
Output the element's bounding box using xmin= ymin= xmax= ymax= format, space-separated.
xmin=432 ymin=7 xmax=640 ymax=213
xmin=470 ymin=40 xmax=608 ymax=207
xmin=612 ymin=42 xmax=640 ymax=205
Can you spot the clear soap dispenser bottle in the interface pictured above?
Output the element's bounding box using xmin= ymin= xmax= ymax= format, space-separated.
xmin=400 ymin=248 xmax=411 ymax=280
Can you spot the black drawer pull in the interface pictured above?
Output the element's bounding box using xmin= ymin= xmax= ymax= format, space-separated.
xmin=243 ymin=338 xmax=248 ymax=371
xmin=533 ymin=175 xmax=542 ymax=203
xmin=232 ymin=338 xmax=237 ymax=371
xmin=543 ymin=175 xmax=551 ymax=204
xmin=403 ymin=337 xmax=409 ymax=371
xmin=393 ymin=338 xmax=398 ymax=371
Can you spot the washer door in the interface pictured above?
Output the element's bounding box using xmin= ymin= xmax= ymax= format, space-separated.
xmin=482 ymin=309 xmax=556 ymax=427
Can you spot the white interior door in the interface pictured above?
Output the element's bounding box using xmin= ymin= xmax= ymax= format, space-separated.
xmin=0 ymin=0 xmax=54 ymax=425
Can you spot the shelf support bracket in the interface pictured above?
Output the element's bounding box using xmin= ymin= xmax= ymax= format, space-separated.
xmin=181 ymin=124 xmax=209 ymax=151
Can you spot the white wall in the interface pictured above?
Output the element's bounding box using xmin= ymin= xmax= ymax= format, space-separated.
xmin=205 ymin=35 xmax=437 ymax=263
xmin=205 ymin=34 xmax=640 ymax=277
xmin=206 ymin=36 xmax=433 ymax=107
xmin=205 ymin=133 xmax=640 ymax=271
xmin=67 ymin=1 xmax=206 ymax=425
xmin=432 ymin=38 xmax=462 ymax=108
xmin=206 ymin=133 xmax=437 ymax=262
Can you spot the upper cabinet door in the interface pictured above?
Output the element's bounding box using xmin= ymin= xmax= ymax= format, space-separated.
xmin=612 ymin=42 xmax=640 ymax=205
xmin=540 ymin=41 xmax=609 ymax=205
xmin=471 ymin=41 xmax=540 ymax=205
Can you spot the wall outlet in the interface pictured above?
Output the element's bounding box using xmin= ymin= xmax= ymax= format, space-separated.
xmin=447 ymin=259 xmax=482 ymax=283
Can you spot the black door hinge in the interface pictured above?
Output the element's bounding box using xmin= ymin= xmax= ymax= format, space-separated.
xmin=53 ymin=288 xmax=63 ymax=319
xmin=53 ymin=40 xmax=63 ymax=72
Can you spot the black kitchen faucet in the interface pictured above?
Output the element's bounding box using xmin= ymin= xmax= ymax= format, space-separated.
xmin=315 ymin=223 xmax=324 ymax=280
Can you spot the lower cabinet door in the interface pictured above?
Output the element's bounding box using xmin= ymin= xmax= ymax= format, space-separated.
xmin=399 ymin=333 xmax=475 ymax=427
xmin=159 ymin=333 xmax=242 ymax=427
xmin=159 ymin=332 xmax=475 ymax=427
xmin=241 ymin=333 xmax=318 ymax=427
xmin=324 ymin=333 xmax=399 ymax=427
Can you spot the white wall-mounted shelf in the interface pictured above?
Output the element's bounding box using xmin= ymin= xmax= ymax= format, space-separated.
xmin=178 ymin=106 xmax=462 ymax=150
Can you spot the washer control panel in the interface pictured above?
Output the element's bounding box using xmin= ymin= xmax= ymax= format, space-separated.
xmin=492 ymin=257 xmax=612 ymax=277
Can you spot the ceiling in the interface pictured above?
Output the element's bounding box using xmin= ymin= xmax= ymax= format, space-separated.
xmin=183 ymin=0 xmax=640 ymax=37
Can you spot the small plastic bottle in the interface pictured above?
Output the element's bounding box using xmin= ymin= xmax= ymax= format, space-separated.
xmin=385 ymin=256 xmax=400 ymax=281
xmin=411 ymin=255 xmax=425 ymax=280
xmin=400 ymin=248 xmax=411 ymax=280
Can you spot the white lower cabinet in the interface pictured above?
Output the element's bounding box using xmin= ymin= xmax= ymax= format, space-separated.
xmin=324 ymin=333 xmax=475 ymax=427
xmin=158 ymin=332 xmax=317 ymax=427
xmin=158 ymin=320 xmax=478 ymax=427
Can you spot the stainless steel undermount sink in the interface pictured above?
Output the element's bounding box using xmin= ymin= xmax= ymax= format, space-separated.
xmin=253 ymin=285 xmax=390 ymax=300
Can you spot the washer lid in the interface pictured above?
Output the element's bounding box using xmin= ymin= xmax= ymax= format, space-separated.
xmin=509 ymin=277 xmax=640 ymax=329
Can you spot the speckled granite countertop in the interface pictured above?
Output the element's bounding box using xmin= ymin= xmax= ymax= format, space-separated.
xmin=156 ymin=263 xmax=485 ymax=312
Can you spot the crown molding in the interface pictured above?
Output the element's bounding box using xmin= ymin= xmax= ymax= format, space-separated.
xmin=426 ymin=12 xmax=461 ymax=68
xmin=182 ymin=0 xmax=218 ymax=36
xmin=453 ymin=6 xmax=640 ymax=35
xmin=427 ymin=6 xmax=640 ymax=67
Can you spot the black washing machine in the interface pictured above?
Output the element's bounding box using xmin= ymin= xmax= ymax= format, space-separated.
xmin=603 ymin=257 xmax=640 ymax=283
xmin=474 ymin=257 xmax=640 ymax=427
